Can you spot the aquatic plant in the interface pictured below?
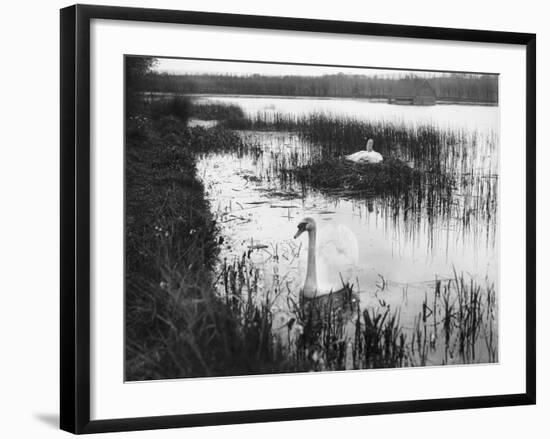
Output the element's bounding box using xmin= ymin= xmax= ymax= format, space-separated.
xmin=149 ymin=95 xmax=192 ymax=122
xmin=191 ymin=102 xmax=245 ymax=121
xmin=287 ymin=157 xmax=427 ymax=196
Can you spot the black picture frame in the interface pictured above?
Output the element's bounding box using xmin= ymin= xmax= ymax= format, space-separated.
xmin=60 ymin=4 xmax=536 ymax=434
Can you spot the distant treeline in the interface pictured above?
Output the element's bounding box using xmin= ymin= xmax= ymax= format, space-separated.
xmin=137 ymin=72 xmax=498 ymax=103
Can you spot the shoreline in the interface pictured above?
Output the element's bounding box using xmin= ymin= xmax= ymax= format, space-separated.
xmin=140 ymin=91 xmax=498 ymax=107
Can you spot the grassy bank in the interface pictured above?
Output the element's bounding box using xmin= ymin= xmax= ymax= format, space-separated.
xmin=125 ymin=105 xmax=279 ymax=380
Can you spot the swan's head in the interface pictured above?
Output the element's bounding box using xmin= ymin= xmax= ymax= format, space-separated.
xmin=294 ymin=217 xmax=316 ymax=239
xmin=365 ymin=138 xmax=374 ymax=152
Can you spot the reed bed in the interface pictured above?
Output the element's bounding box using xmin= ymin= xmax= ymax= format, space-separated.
xmin=227 ymin=111 xmax=497 ymax=241
xmin=287 ymin=157 xmax=426 ymax=196
xmin=217 ymin=253 xmax=498 ymax=372
xmin=149 ymin=95 xmax=192 ymax=122
xmin=224 ymin=112 xmax=497 ymax=175
xmin=191 ymin=102 xmax=245 ymax=121
xmin=143 ymin=94 xmax=246 ymax=123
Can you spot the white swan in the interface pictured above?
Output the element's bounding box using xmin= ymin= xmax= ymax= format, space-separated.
xmin=345 ymin=138 xmax=383 ymax=164
xmin=290 ymin=217 xmax=359 ymax=369
xmin=293 ymin=217 xmax=358 ymax=299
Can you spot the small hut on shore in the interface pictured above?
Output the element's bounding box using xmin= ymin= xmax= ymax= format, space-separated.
xmin=388 ymin=79 xmax=437 ymax=105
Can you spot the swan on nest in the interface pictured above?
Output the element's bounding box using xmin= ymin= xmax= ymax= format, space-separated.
xmin=345 ymin=138 xmax=383 ymax=164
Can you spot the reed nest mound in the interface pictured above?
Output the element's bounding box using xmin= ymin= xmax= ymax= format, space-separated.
xmin=291 ymin=157 xmax=428 ymax=195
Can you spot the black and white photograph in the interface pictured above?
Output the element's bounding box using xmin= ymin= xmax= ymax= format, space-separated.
xmin=125 ymin=56 xmax=499 ymax=381
xmin=0 ymin=0 xmax=545 ymax=435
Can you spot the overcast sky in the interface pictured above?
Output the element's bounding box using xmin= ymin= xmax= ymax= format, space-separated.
xmin=153 ymin=57 xmax=449 ymax=78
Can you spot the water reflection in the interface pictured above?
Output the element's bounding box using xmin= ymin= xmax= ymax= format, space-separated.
xmin=198 ymin=142 xmax=496 ymax=319
xmin=194 ymin=96 xmax=498 ymax=365
xmin=193 ymin=95 xmax=498 ymax=133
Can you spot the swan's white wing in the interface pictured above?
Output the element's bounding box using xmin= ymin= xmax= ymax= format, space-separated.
xmin=367 ymin=151 xmax=384 ymax=163
xmin=336 ymin=224 xmax=359 ymax=266
xmin=317 ymin=224 xmax=359 ymax=265
xmin=345 ymin=151 xmax=367 ymax=162
xmin=316 ymin=223 xmax=359 ymax=291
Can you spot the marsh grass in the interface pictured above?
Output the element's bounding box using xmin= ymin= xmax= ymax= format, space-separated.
xmin=409 ymin=271 xmax=498 ymax=366
xmin=143 ymin=94 xmax=246 ymax=123
xmin=224 ymin=111 xmax=496 ymax=174
xmin=192 ymin=102 xmax=245 ymax=121
xmin=125 ymin=108 xmax=279 ymax=380
xmin=229 ymin=111 xmax=497 ymax=243
xmin=286 ymin=157 xmax=430 ymax=197
xmin=149 ymin=96 xmax=192 ymax=122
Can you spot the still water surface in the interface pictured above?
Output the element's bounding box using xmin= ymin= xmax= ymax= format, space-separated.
xmin=193 ymin=94 xmax=498 ymax=133
xmin=194 ymin=95 xmax=499 ymax=365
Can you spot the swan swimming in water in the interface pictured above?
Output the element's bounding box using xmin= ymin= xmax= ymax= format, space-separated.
xmin=345 ymin=138 xmax=383 ymax=164
xmin=292 ymin=217 xmax=358 ymax=367
xmin=293 ymin=217 xmax=358 ymax=301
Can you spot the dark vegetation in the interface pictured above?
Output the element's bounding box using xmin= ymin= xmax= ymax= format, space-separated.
xmin=295 ymin=114 xmax=495 ymax=229
xmin=140 ymin=71 xmax=498 ymax=103
xmin=191 ymin=102 xmax=244 ymax=121
xmin=125 ymin=109 xmax=237 ymax=379
xmin=149 ymin=95 xmax=192 ymax=122
xmin=144 ymin=94 xmax=246 ymax=124
xmin=224 ymin=112 xmax=466 ymax=206
xmin=126 ymin=65 xmax=284 ymax=378
xmin=126 ymin=56 xmax=158 ymax=117
xmin=224 ymin=111 xmax=471 ymax=173
xmin=290 ymin=158 xmax=424 ymax=196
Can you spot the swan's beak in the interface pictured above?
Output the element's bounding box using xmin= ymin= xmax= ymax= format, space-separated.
xmin=294 ymin=221 xmax=307 ymax=239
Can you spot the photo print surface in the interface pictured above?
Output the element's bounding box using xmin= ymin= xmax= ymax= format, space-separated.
xmin=124 ymin=56 xmax=499 ymax=381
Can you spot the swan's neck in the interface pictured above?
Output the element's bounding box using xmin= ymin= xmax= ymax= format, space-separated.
xmin=303 ymin=228 xmax=318 ymax=297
